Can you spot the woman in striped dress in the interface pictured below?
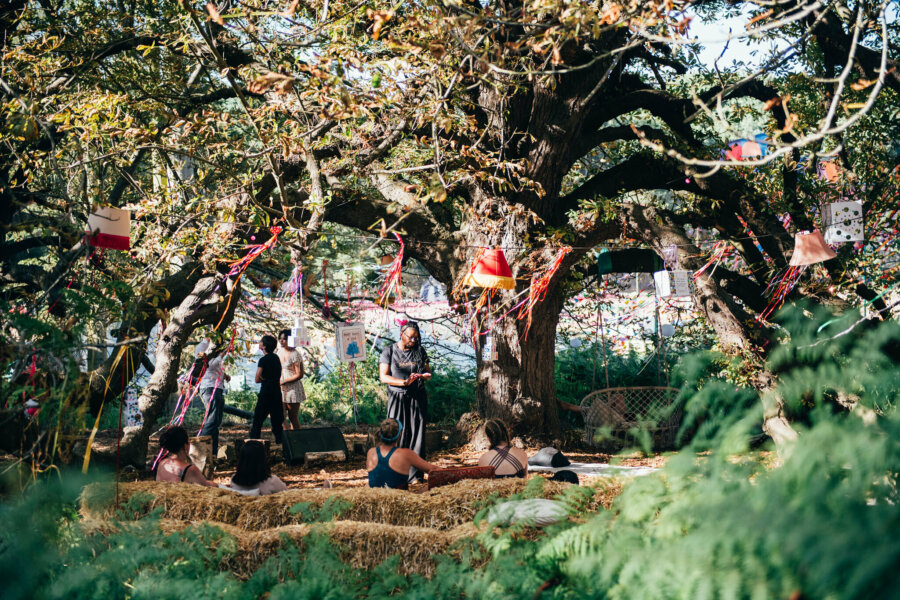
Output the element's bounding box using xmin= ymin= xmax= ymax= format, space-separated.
xmin=379 ymin=322 xmax=431 ymax=483
xmin=277 ymin=329 xmax=306 ymax=430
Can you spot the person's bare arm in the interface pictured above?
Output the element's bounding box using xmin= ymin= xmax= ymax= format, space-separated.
xmin=185 ymin=465 xmax=217 ymax=487
xmin=380 ymin=362 xmax=412 ymax=386
xmin=407 ymin=451 xmax=437 ymax=473
xmin=255 ymin=366 xmax=263 ymax=384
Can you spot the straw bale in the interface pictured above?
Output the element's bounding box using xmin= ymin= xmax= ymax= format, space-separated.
xmin=84 ymin=518 xmax=480 ymax=578
xmin=81 ymin=477 xmax=622 ymax=530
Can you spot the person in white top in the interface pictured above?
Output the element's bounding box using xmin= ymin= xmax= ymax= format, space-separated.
xmin=277 ymin=329 xmax=305 ymax=430
xmin=195 ymin=339 xmax=230 ymax=457
xmin=228 ymin=440 xmax=287 ymax=496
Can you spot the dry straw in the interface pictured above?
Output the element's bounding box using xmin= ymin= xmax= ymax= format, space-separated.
xmin=81 ymin=478 xmax=622 ymax=530
xmin=82 ymin=518 xmax=481 ymax=578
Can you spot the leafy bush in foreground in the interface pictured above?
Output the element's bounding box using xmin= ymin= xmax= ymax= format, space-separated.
xmin=2 ymin=308 xmax=898 ymax=598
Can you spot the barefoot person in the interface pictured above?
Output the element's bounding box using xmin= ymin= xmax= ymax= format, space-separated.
xmin=367 ymin=418 xmax=436 ymax=490
xmin=379 ymin=322 xmax=431 ymax=483
xmin=277 ymin=329 xmax=305 ymax=430
xmin=155 ymin=425 xmax=217 ymax=487
xmin=249 ymin=335 xmax=284 ymax=444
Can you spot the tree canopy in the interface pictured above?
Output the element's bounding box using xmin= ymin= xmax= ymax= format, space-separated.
xmin=2 ymin=0 xmax=898 ymax=460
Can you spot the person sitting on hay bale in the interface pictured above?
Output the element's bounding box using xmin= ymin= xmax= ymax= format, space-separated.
xmin=155 ymin=426 xmax=218 ymax=487
xmin=367 ymin=418 xmax=436 ymax=490
xmin=227 ymin=440 xmax=287 ymax=496
xmin=477 ymin=419 xmax=529 ymax=479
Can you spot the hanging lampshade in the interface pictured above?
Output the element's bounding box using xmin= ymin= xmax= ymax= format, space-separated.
xmin=463 ymin=248 xmax=515 ymax=289
xmin=86 ymin=206 xmax=130 ymax=250
xmin=379 ymin=254 xmax=394 ymax=266
xmin=741 ymin=141 xmax=762 ymax=158
xmin=790 ymin=230 xmax=836 ymax=266
xmin=725 ymin=144 xmax=742 ymax=161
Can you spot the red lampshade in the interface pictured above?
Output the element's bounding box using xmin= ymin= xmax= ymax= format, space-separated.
xmin=463 ymin=248 xmax=515 ymax=289
xmin=790 ymin=230 xmax=836 ymax=266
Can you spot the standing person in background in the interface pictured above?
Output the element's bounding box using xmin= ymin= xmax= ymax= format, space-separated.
xmin=277 ymin=329 xmax=305 ymax=431
xmin=379 ymin=321 xmax=431 ymax=483
xmin=196 ymin=339 xmax=230 ymax=457
xmin=249 ymin=335 xmax=284 ymax=444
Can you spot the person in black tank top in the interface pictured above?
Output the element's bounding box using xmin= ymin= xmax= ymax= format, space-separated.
xmin=367 ymin=418 xmax=437 ymax=489
xmin=477 ymin=419 xmax=528 ymax=478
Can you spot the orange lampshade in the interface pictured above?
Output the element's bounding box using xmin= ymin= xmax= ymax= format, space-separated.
xmin=790 ymin=230 xmax=836 ymax=266
xmin=379 ymin=255 xmax=394 ymax=266
xmin=463 ymin=248 xmax=515 ymax=289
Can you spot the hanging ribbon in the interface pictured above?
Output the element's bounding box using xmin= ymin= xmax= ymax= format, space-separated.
xmin=215 ymin=225 xmax=283 ymax=330
xmin=321 ymin=259 xmax=332 ymax=319
xmin=349 ymin=362 xmax=359 ymax=427
xmin=83 ymin=345 xmax=128 ymax=473
xmin=758 ymin=265 xmax=807 ymax=321
xmin=517 ymin=247 xmax=571 ymax=340
xmin=377 ymin=233 xmax=405 ymax=308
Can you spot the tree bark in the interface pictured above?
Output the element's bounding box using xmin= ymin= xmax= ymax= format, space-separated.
xmin=475 ymin=281 xmax=565 ymax=441
xmin=109 ymin=271 xmax=240 ymax=467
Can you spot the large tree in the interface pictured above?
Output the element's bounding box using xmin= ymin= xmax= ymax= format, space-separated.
xmin=3 ymin=0 xmax=897 ymax=455
xmin=235 ymin=0 xmax=898 ymax=440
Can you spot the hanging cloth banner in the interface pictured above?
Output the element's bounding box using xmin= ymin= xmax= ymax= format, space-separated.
xmin=86 ymin=206 xmax=131 ymax=251
xmin=596 ymin=248 xmax=664 ymax=276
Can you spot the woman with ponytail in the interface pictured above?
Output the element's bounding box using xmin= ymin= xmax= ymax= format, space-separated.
xmin=367 ymin=418 xmax=436 ymax=490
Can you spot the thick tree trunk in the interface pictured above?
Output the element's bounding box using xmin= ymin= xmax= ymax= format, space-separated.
xmin=110 ymin=271 xmax=239 ymax=467
xmin=475 ymin=283 xmax=565 ymax=441
xmin=454 ymin=198 xmax=572 ymax=441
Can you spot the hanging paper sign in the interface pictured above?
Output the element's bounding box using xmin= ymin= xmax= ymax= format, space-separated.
xmin=86 ymin=206 xmax=130 ymax=250
xmin=288 ymin=316 xmax=311 ymax=348
xmin=335 ymin=322 xmax=366 ymax=363
xmin=660 ymin=324 xmax=675 ymax=338
xmin=823 ymin=201 xmax=864 ymax=244
xmin=482 ymin=334 xmax=498 ymax=362
xmin=654 ymin=270 xmax=691 ymax=298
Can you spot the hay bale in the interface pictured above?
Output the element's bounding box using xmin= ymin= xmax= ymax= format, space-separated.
xmin=82 ymin=518 xmax=481 ymax=578
xmin=81 ymin=477 xmax=622 ymax=530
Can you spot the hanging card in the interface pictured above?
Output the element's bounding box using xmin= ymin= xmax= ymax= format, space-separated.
xmin=289 ymin=316 xmax=311 ymax=347
xmin=335 ymin=322 xmax=366 ymax=363
xmin=671 ymin=270 xmax=692 ymax=297
xmin=482 ymin=335 xmax=498 ymax=362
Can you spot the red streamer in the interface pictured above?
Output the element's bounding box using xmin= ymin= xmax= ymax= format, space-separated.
xmin=377 ymin=233 xmax=405 ymax=308
xmin=517 ymin=247 xmax=571 ymax=339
